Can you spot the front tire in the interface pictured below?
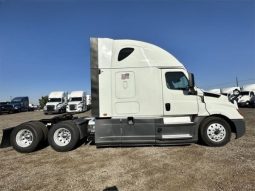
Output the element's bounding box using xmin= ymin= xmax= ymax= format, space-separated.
xmin=199 ymin=117 xmax=231 ymax=147
xmin=10 ymin=122 xmax=44 ymax=153
xmin=48 ymin=121 xmax=80 ymax=152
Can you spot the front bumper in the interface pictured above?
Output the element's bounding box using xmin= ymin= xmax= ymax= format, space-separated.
xmin=66 ymin=108 xmax=83 ymax=113
xmin=232 ymin=119 xmax=246 ymax=139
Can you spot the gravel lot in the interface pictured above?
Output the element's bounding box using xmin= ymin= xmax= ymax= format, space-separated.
xmin=0 ymin=109 xmax=254 ymax=191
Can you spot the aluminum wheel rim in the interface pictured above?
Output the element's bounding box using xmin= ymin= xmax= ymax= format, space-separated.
xmin=16 ymin=129 xmax=33 ymax=148
xmin=207 ymin=123 xmax=226 ymax=142
xmin=53 ymin=128 xmax=71 ymax=146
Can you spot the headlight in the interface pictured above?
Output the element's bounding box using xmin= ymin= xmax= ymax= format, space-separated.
xmin=57 ymin=104 xmax=62 ymax=109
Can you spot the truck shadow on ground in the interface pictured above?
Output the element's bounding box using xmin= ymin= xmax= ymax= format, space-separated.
xmin=103 ymin=186 xmax=119 ymax=191
xmin=34 ymin=137 xmax=207 ymax=153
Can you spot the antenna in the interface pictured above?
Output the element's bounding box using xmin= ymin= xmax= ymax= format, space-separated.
xmin=236 ymin=76 xmax=239 ymax=87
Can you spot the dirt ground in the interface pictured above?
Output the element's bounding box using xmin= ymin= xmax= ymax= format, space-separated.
xmin=0 ymin=109 xmax=254 ymax=191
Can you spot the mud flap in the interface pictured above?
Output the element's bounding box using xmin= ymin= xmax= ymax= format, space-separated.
xmin=0 ymin=127 xmax=14 ymax=148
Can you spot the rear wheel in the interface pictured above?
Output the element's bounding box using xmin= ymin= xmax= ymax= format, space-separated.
xmin=48 ymin=121 xmax=80 ymax=152
xmin=10 ymin=122 xmax=44 ymax=153
xmin=199 ymin=117 xmax=231 ymax=147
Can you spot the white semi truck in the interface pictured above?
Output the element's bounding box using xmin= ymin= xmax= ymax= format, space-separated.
xmin=237 ymin=91 xmax=255 ymax=107
xmin=66 ymin=91 xmax=87 ymax=113
xmin=43 ymin=91 xmax=67 ymax=114
xmin=0 ymin=38 xmax=245 ymax=153
xmin=237 ymin=84 xmax=255 ymax=107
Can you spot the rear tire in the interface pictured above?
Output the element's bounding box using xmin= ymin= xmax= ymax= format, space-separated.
xmin=48 ymin=121 xmax=80 ymax=152
xmin=30 ymin=121 xmax=48 ymax=142
xmin=199 ymin=117 xmax=231 ymax=147
xmin=10 ymin=122 xmax=44 ymax=153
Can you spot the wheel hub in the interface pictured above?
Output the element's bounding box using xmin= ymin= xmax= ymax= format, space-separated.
xmin=207 ymin=123 xmax=226 ymax=142
xmin=53 ymin=128 xmax=71 ymax=146
xmin=16 ymin=129 xmax=33 ymax=148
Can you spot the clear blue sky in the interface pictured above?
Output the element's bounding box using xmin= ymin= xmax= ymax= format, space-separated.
xmin=0 ymin=0 xmax=254 ymax=104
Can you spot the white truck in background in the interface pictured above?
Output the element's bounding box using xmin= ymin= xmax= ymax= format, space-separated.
xmin=237 ymin=90 xmax=255 ymax=107
xmin=239 ymin=84 xmax=255 ymax=107
xmin=86 ymin=95 xmax=91 ymax=109
xmin=66 ymin=91 xmax=87 ymax=113
xmin=44 ymin=91 xmax=67 ymax=114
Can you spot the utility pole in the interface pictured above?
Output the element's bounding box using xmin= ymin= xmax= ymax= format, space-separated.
xmin=236 ymin=76 xmax=239 ymax=87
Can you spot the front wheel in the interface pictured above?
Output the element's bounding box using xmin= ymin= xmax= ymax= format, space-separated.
xmin=199 ymin=117 xmax=231 ymax=147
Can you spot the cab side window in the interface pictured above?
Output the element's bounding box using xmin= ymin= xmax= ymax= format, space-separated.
xmin=165 ymin=72 xmax=189 ymax=90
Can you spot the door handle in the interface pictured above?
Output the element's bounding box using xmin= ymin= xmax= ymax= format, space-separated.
xmin=165 ymin=103 xmax=170 ymax=111
xmin=127 ymin=117 xmax=134 ymax=125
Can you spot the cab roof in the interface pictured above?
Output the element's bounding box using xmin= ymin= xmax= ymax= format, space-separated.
xmin=91 ymin=38 xmax=185 ymax=70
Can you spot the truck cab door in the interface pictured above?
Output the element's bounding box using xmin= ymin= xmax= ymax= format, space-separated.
xmin=155 ymin=69 xmax=199 ymax=143
xmin=162 ymin=69 xmax=198 ymax=116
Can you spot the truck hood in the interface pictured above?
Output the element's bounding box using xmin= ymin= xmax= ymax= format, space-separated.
xmin=197 ymin=88 xmax=238 ymax=109
xmin=203 ymin=91 xmax=236 ymax=108
xmin=201 ymin=90 xmax=242 ymax=119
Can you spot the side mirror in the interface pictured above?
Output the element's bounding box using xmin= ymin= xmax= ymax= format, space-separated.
xmin=188 ymin=73 xmax=195 ymax=88
xmin=188 ymin=73 xmax=197 ymax=95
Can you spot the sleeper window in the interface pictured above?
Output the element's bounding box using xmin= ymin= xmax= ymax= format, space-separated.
xmin=165 ymin=72 xmax=189 ymax=90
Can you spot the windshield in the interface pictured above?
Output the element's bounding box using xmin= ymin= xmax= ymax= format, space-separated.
xmin=240 ymin=91 xmax=249 ymax=96
xmin=70 ymin=97 xmax=82 ymax=101
xmin=48 ymin=98 xmax=62 ymax=102
xmin=11 ymin=98 xmax=22 ymax=102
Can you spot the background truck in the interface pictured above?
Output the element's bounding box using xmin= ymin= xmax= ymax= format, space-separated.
xmin=43 ymin=91 xmax=67 ymax=114
xmin=10 ymin=97 xmax=29 ymax=112
xmin=66 ymin=91 xmax=87 ymax=113
xmin=237 ymin=91 xmax=255 ymax=107
xmin=0 ymin=102 xmax=15 ymax=114
xmin=0 ymin=38 xmax=245 ymax=153
xmin=86 ymin=94 xmax=91 ymax=109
